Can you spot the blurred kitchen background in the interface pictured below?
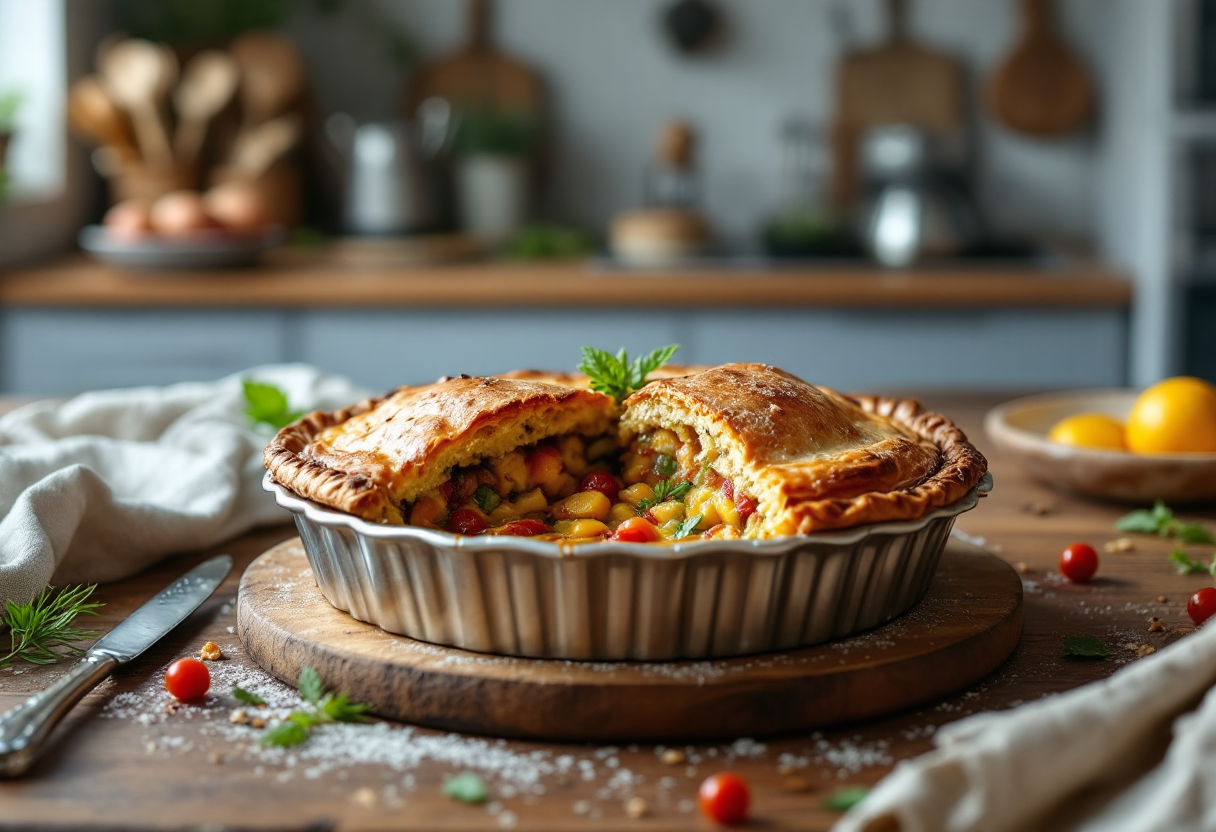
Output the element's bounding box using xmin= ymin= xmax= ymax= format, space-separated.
xmin=0 ymin=0 xmax=1211 ymax=395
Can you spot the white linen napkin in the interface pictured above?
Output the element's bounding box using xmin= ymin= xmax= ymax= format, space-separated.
xmin=834 ymin=617 xmax=1216 ymax=832
xmin=0 ymin=365 xmax=370 ymax=605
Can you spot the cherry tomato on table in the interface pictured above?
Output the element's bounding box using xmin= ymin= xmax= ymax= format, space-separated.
xmin=699 ymin=772 xmax=751 ymax=825
xmin=1188 ymin=587 xmax=1216 ymax=625
xmin=1059 ymin=543 xmax=1099 ymax=583
xmin=164 ymin=657 xmax=210 ymax=702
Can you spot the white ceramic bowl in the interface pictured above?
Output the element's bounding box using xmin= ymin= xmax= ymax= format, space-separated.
xmin=985 ymin=389 xmax=1216 ymax=504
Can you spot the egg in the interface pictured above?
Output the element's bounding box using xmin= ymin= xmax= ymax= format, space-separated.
xmin=149 ymin=190 xmax=216 ymax=236
xmin=203 ymin=182 xmax=271 ymax=233
xmin=102 ymin=199 xmax=153 ymax=239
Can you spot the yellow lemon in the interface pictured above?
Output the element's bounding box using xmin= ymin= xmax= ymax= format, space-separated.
xmin=1126 ymin=376 xmax=1216 ymax=453
xmin=1047 ymin=412 xmax=1127 ymax=451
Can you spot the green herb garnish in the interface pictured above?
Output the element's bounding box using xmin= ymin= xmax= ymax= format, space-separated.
xmin=654 ymin=454 xmax=678 ymax=478
xmin=243 ymin=380 xmax=303 ymax=431
xmin=1063 ymin=635 xmax=1110 ymax=659
xmin=578 ymin=344 xmax=679 ymax=405
xmin=636 ymin=479 xmax=692 ymax=512
xmin=1116 ymin=501 xmax=1214 ymax=545
xmin=233 ymin=686 xmax=268 ymax=707
xmin=673 ymin=514 xmax=703 ymax=539
xmin=1 ymin=584 xmax=103 ymax=668
xmin=822 ymin=787 xmax=870 ymax=812
xmin=1168 ymin=550 xmax=1216 ymax=576
xmin=260 ymin=666 xmax=371 ymax=748
xmin=472 ymin=485 xmax=501 ymax=514
xmin=443 ymin=771 xmax=490 ymax=804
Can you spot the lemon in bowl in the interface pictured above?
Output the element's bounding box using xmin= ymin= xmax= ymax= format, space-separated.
xmin=1125 ymin=377 xmax=1216 ymax=454
xmin=1047 ymin=413 xmax=1127 ymax=451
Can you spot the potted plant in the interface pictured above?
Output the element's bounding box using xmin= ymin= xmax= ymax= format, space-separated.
xmin=0 ymin=90 xmax=21 ymax=203
xmin=451 ymin=107 xmax=537 ymax=244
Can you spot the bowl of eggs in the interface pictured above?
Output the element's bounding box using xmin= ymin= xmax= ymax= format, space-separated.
xmin=985 ymin=377 xmax=1216 ymax=503
xmin=79 ymin=181 xmax=285 ymax=270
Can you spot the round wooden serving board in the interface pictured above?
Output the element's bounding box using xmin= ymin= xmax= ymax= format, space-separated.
xmin=237 ymin=538 xmax=1023 ymax=742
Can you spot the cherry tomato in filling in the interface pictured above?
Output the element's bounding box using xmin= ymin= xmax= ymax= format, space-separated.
xmin=580 ymin=472 xmax=620 ymax=503
xmin=447 ymin=508 xmax=488 ymax=535
xmin=164 ymin=657 xmax=210 ymax=702
xmin=698 ymin=772 xmax=750 ymax=825
xmin=721 ymin=479 xmax=734 ymax=500
xmin=736 ymin=493 xmax=757 ymax=522
xmin=438 ymin=481 xmax=454 ymax=501
xmin=1188 ymin=587 xmax=1216 ymax=625
xmin=612 ymin=517 xmax=661 ymax=543
xmin=1059 ymin=543 xmax=1099 ymax=583
xmin=496 ymin=519 xmax=553 ymax=536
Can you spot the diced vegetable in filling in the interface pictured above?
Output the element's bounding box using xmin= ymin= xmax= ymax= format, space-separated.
xmin=403 ymin=426 xmax=759 ymax=543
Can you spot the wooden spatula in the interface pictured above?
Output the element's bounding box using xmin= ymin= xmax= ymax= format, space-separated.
xmin=987 ymin=0 xmax=1093 ymax=137
xmin=404 ymin=0 xmax=544 ymax=117
xmin=829 ymin=0 xmax=963 ymax=208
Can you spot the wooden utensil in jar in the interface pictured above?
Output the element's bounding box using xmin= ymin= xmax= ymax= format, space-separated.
xmin=173 ymin=49 xmax=239 ymax=166
xmin=229 ymin=114 xmax=301 ymax=178
xmin=987 ymin=0 xmax=1093 ymax=136
xmin=230 ymin=32 xmax=305 ymax=127
xmin=99 ymin=38 xmax=177 ymax=168
xmin=67 ymin=75 xmax=140 ymax=164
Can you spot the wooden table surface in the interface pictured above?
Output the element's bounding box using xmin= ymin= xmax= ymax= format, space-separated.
xmin=0 ymin=252 xmax=1132 ymax=309
xmin=2 ymin=393 xmax=1209 ymax=832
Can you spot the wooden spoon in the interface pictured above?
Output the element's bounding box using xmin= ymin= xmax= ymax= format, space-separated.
xmin=173 ymin=49 xmax=239 ymax=166
xmin=229 ymin=114 xmax=301 ymax=177
xmin=67 ymin=75 xmax=140 ymax=163
xmin=99 ymin=39 xmax=176 ymax=167
xmin=229 ymin=32 xmax=305 ymax=127
xmin=987 ymin=0 xmax=1093 ymax=136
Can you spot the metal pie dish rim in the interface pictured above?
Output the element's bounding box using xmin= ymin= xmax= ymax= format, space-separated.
xmin=263 ymin=470 xmax=993 ymax=560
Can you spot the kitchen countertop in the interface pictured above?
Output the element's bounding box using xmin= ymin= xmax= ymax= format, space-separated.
xmin=1 ymin=392 xmax=1202 ymax=832
xmin=0 ymin=251 xmax=1132 ymax=309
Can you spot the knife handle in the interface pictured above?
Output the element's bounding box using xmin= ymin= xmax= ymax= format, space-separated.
xmin=0 ymin=652 xmax=119 ymax=777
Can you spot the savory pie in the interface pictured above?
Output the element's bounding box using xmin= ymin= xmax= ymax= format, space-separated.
xmin=264 ymin=363 xmax=987 ymax=542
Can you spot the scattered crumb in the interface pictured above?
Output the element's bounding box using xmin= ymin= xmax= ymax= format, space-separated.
xmin=782 ymin=775 xmax=811 ymax=792
xmin=145 ymin=741 xmax=157 ymax=754
xmin=163 ymin=701 xmax=181 ymax=714
xmin=251 ymin=717 xmax=268 ymax=729
xmin=230 ymin=709 xmax=249 ymax=725
xmin=661 ymin=749 xmax=685 ymax=766
xmin=1136 ymin=645 xmax=1156 ymax=658
xmin=776 ymin=763 xmax=796 ymax=776
xmin=200 ymin=641 xmax=224 ymax=661
xmin=351 ymin=787 xmax=377 ymax=807
xmin=1026 ymin=501 xmax=1057 ymax=516
xmin=625 ymin=797 xmax=649 ymax=819
xmin=1148 ymin=618 xmax=1165 ymax=633
xmin=1104 ymin=538 xmax=1135 ymax=553
xmin=207 ymin=751 xmax=223 ymax=765
xmin=1013 ymin=562 xmax=1031 ymax=575
xmin=1159 ymin=596 xmax=1169 ymax=604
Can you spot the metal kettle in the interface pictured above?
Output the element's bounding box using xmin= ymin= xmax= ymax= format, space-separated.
xmin=859 ymin=125 xmax=979 ymax=267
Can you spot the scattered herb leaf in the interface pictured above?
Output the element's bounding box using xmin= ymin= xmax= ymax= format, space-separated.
xmin=298 ymin=666 xmax=324 ymax=705
xmin=1115 ymin=501 xmax=1214 ymax=544
xmin=655 ymin=454 xmax=678 ymax=478
xmin=443 ymin=771 xmax=490 ymax=805
xmin=636 ymin=479 xmax=691 ymax=512
xmin=822 ymin=787 xmax=870 ymax=812
xmin=472 ymin=485 xmax=501 ymax=514
xmin=317 ymin=691 xmax=372 ymax=724
xmin=260 ymin=666 xmax=371 ymax=748
xmin=1 ymin=584 xmax=103 ymax=669
xmin=673 ymin=513 xmax=703 ymax=539
xmin=1168 ymin=550 xmax=1216 ymax=576
xmin=1063 ymin=635 xmax=1110 ymax=658
xmin=232 ymin=686 xmax=267 ymax=707
xmin=578 ymin=344 xmax=679 ymax=404
xmin=243 ymin=380 xmax=303 ymax=431
xmin=261 ymin=719 xmax=311 ymax=747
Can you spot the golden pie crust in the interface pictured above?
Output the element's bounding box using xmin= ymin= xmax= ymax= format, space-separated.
xmin=265 ymin=364 xmax=987 ymax=534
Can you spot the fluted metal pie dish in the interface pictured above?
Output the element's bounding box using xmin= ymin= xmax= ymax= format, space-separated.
xmin=263 ymin=470 xmax=992 ymax=661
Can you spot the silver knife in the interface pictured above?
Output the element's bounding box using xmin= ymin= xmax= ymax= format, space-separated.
xmin=0 ymin=554 xmax=232 ymax=777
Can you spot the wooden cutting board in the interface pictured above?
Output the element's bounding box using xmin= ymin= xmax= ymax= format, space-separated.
xmin=986 ymin=0 xmax=1093 ymax=137
xmin=237 ymin=537 xmax=1023 ymax=742
xmin=403 ymin=0 xmax=544 ymax=117
xmin=829 ymin=0 xmax=964 ymax=208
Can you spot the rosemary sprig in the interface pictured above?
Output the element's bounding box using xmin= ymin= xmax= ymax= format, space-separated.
xmin=578 ymin=344 xmax=679 ymax=404
xmin=1 ymin=584 xmax=103 ymax=668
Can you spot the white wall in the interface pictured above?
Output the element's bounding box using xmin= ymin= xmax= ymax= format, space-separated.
xmin=287 ymin=0 xmax=1114 ymax=247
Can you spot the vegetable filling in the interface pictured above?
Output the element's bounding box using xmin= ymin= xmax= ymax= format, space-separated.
xmin=403 ymin=426 xmax=759 ymax=543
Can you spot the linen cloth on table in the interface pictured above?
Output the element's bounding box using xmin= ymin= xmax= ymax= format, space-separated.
xmin=0 ymin=364 xmax=370 ymax=605
xmin=834 ymin=614 xmax=1216 ymax=832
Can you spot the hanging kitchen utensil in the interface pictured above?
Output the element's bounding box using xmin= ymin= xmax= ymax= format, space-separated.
xmin=98 ymin=38 xmax=177 ymax=168
xmin=173 ymin=49 xmax=239 ymax=167
xmin=663 ymin=0 xmax=722 ymax=54
xmin=829 ymin=0 xmax=963 ymax=209
xmin=986 ymin=0 xmax=1093 ymax=137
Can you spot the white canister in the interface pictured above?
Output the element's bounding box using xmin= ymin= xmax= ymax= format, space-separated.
xmin=455 ymin=154 xmax=529 ymax=244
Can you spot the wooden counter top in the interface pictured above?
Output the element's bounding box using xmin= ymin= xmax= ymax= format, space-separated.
xmin=1 ymin=393 xmax=1203 ymax=831
xmin=0 ymin=251 xmax=1132 ymax=309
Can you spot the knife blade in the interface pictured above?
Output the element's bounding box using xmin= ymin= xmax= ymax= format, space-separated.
xmin=0 ymin=554 xmax=232 ymax=777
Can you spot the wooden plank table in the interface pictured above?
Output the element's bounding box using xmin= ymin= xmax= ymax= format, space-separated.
xmin=1 ymin=393 xmax=1209 ymax=831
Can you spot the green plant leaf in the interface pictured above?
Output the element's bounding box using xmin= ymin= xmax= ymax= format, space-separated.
xmin=472 ymin=485 xmax=501 ymax=514
xmin=673 ymin=513 xmax=703 ymax=540
xmin=317 ymin=692 xmax=373 ymax=724
xmin=1064 ymin=636 xmax=1109 ymax=658
xmin=298 ymin=666 xmax=324 ymax=705
xmin=577 ymin=344 xmax=679 ymax=404
xmin=1168 ymin=550 xmax=1213 ymax=576
xmin=0 ymin=584 xmax=103 ymax=669
xmin=1171 ymin=521 xmax=1216 ymax=546
xmin=822 ymin=787 xmax=869 ymax=812
xmin=1114 ymin=509 xmax=1159 ymax=534
xmin=232 ymin=686 xmax=267 ymax=707
xmin=443 ymin=771 xmax=490 ymax=804
xmin=242 ymin=379 xmax=302 ymax=430
xmin=261 ymin=718 xmax=311 ymax=748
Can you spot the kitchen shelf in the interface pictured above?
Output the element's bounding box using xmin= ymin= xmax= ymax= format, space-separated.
xmin=0 ymin=252 xmax=1132 ymax=310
